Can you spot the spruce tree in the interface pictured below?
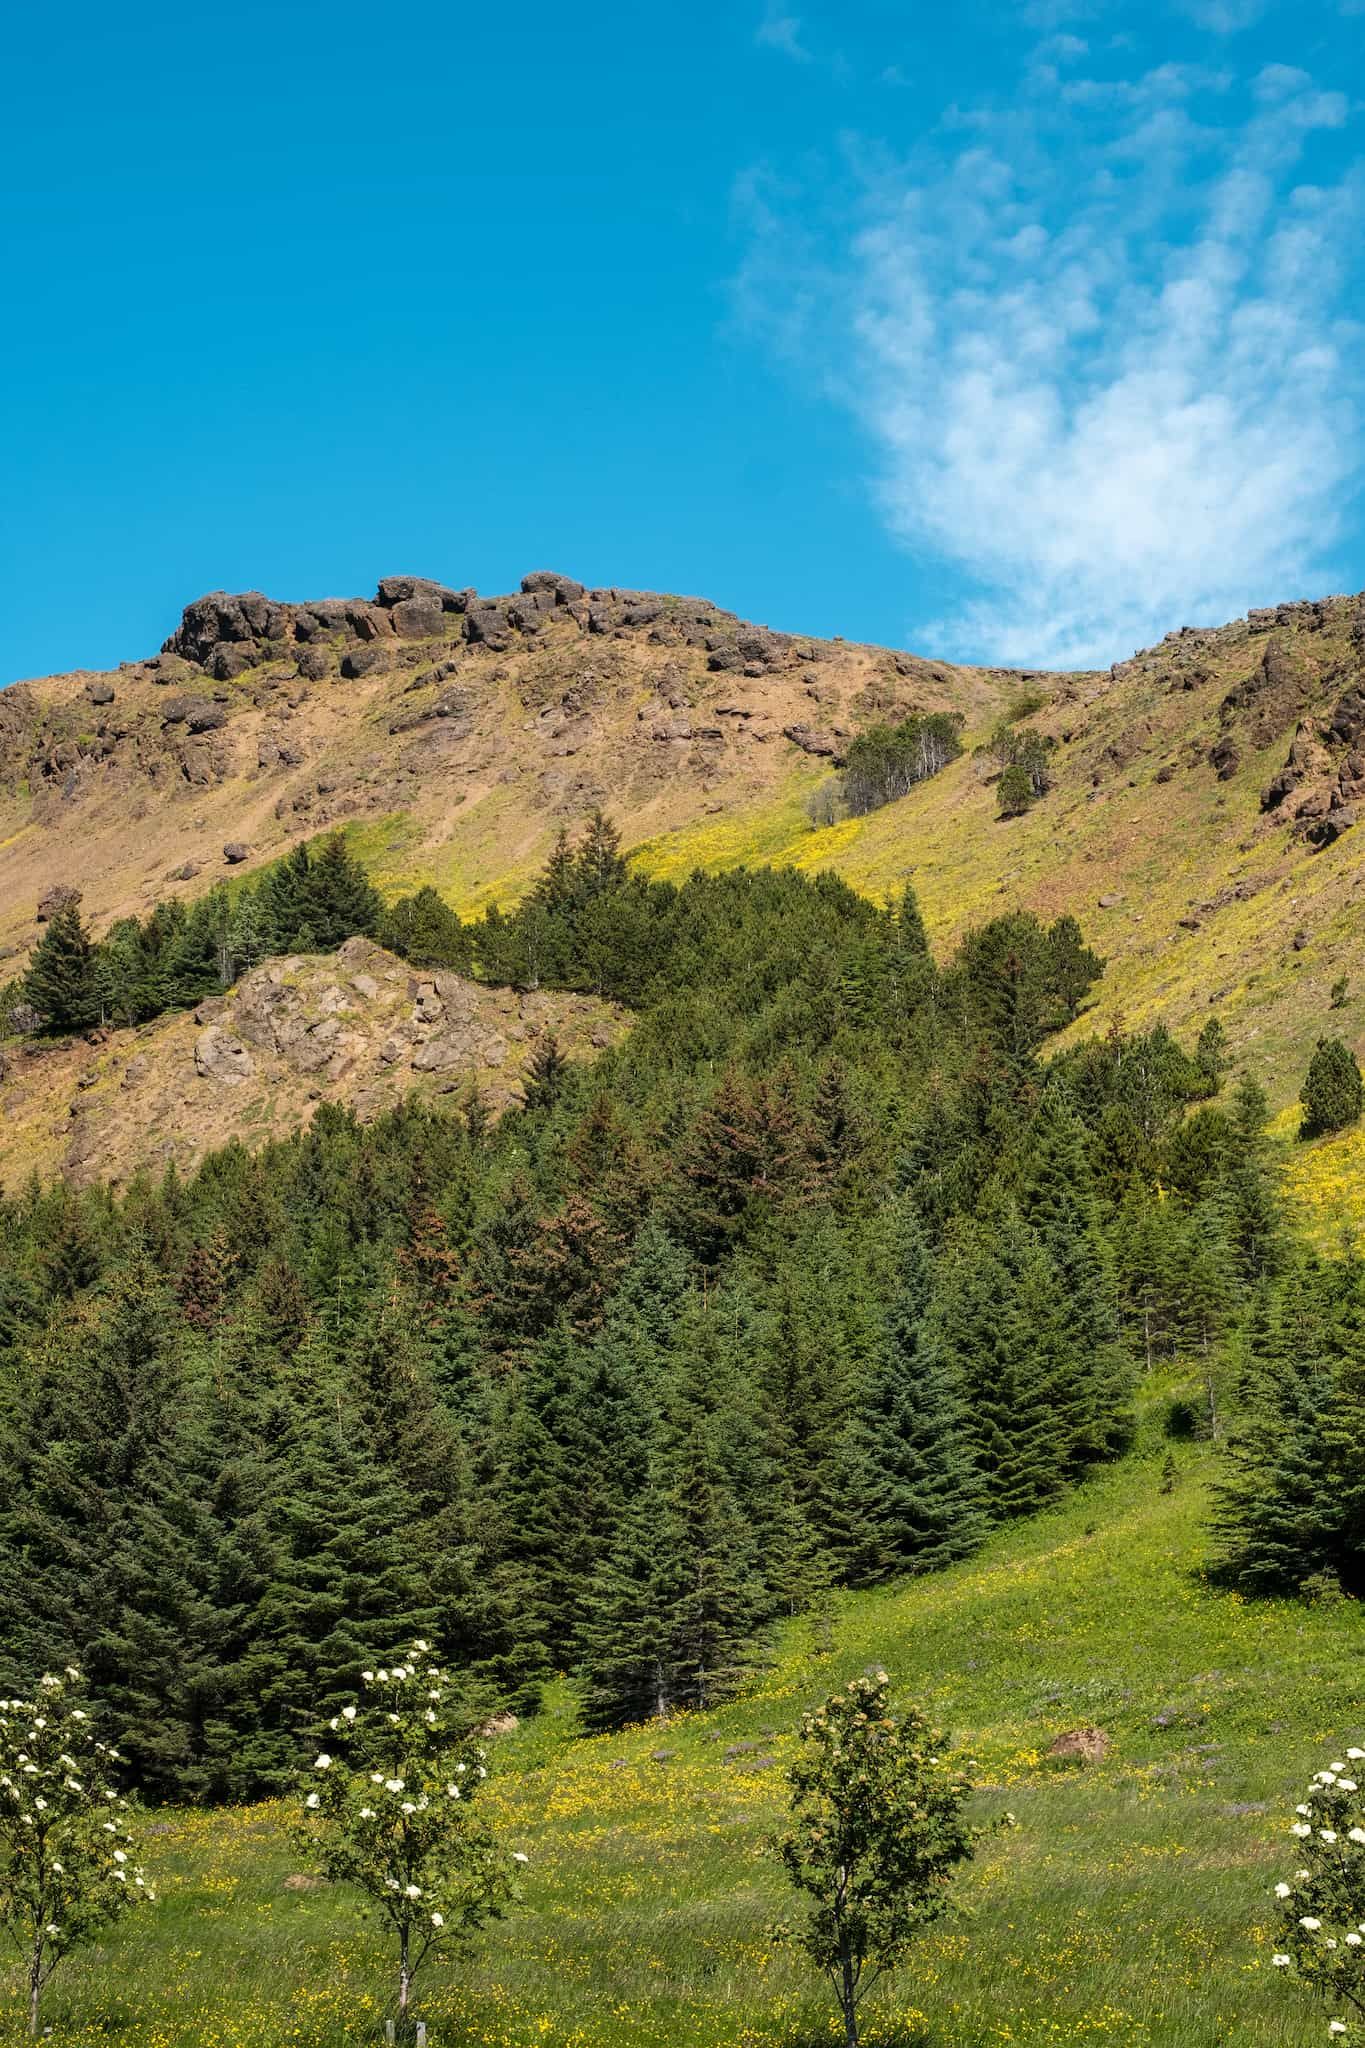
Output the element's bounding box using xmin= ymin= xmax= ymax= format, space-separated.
xmin=832 ymin=1217 xmax=986 ymax=1585
xmin=1301 ymin=1037 xmax=1365 ymax=1139
xmin=23 ymin=901 xmax=100 ymax=1032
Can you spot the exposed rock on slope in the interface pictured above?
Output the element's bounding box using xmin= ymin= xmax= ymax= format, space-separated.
xmin=0 ymin=938 xmax=626 ymax=1190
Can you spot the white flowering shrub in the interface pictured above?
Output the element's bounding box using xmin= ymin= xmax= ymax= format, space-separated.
xmin=296 ymin=1641 xmax=522 ymax=2033
xmin=1270 ymin=1748 xmax=1365 ymax=2039
xmin=0 ymin=1668 xmax=153 ymax=2038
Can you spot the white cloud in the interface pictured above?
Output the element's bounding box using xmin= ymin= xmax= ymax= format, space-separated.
xmin=756 ymin=4 xmax=811 ymax=61
xmin=739 ymin=63 xmax=1363 ymax=667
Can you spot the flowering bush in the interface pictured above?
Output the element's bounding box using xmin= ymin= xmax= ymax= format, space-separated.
xmin=295 ymin=1641 xmax=522 ymax=2033
xmin=0 ymin=1668 xmax=153 ymax=2038
xmin=1270 ymin=1748 xmax=1365 ymax=2038
xmin=772 ymin=1669 xmax=1005 ymax=2048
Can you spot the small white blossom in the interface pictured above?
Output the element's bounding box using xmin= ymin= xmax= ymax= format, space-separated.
xmin=1272 ymin=1954 xmax=1292 ymax=1967
xmin=342 ymin=1706 xmax=357 ymax=1722
xmin=513 ymin=1851 xmax=529 ymax=1864
xmin=404 ymin=1883 xmax=421 ymax=1899
xmin=305 ymin=1793 xmax=320 ymax=1809
xmin=1293 ymin=1824 xmax=1313 ymax=1838
xmin=1302 ymin=1917 xmax=1323 ymax=1931
xmin=430 ymin=1911 xmax=443 ymax=1927
xmin=314 ymin=1754 xmax=333 ymax=1771
xmin=1276 ymin=1884 xmax=1293 ymax=1898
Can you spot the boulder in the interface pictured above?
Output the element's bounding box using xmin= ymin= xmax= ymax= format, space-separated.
xmin=86 ymin=681 xmax=115 ymax=706
xmin=349 ymin=605 xmax=396 ymax=643
xmin=208 ymin=644 xmax=255 ymax=681
xmin=222 ymin=841 xmax=251 ymax=864
xmin=783 ymin=722 xmax=842 ymax=760
xmin=1307 ymin=805 xmax=1358 ymax=848
xmin=1208 ymin=738 xmax=1240 ymax=782
xmin=390 ymin=596 xmax=446 ymax=639
xmin=296 ymin=649 xmax=331 ymax=681
xmin=464 ymin=606 xmax=510 ymax=646
xmin=340 ymin=648 xmax=388 ymax=680
xmin=164 ymin=591 xmax=280 ymax=664
xmin=376 ymin=575 xmax=470 ymax=611
xmin=195 ymin=1026 xmax=254 ymax=1083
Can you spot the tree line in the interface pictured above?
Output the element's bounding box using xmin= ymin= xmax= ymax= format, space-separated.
xmin=7 ymin=836 xmax=471 ymax=1036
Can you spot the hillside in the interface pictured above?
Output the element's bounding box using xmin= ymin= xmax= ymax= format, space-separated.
xmin=3 ymin=577 xmax=1364 ymax=1130
xmin=16 ymin=1411 xmax=1361 ymax=2048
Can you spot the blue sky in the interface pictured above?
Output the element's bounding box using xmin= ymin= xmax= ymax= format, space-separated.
xmin=1 ymin=0 xmax=1361 ymax=683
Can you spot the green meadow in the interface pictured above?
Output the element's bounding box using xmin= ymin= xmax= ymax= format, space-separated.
xmin=9 ymin=1381 xmax=1360 ymax=2048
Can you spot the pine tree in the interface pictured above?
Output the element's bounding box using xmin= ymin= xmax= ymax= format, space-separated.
xmin=575 ymin=1483 xmax=680 ymax=1730
xmin=23 ymin=902 xmax=100 ymax=1032
xmin=832 ymin=1217 xmax=986 ymax=1585
xmin=1214 ymin=1264 xmax=1347 ymax=1592
xmin=1301 ymin=1037 xmax=1365 ymax=1139
xmin=521 ymin=1031 xmax=569 ymax=1114
xmin=574 ymin=811 xmax=628 ymax=898
xmin=1015 ymin=1084 xmax=1132 ymax=1460
xmin=303 ymin=833 xmax=385 ymax=949
xmin=379 ymin=885 xmax=474 ymax=970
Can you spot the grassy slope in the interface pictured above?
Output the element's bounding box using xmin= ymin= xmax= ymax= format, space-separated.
xmin=16 ymin=1385 xmax=1363 ymax=2048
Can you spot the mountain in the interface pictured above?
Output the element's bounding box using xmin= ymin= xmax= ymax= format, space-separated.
xmin=2 ymin=569 xmax=1363 ymax=1188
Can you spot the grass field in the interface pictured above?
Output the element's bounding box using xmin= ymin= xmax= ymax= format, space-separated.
xmin=8 ymin=1380 xmax=1362 ymax=2048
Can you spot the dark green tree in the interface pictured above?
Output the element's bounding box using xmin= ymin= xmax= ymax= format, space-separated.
xmin=23 ymin=902 xmax=100 ymax=1032
xmin=1301 ymin=1037 xmax=1365 ymax=1139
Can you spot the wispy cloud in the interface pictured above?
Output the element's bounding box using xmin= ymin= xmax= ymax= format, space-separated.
xmin=756 ymin=3 xmax=811 ymax=61
xmin=739 ymin=62 xmax=1363 ymax=667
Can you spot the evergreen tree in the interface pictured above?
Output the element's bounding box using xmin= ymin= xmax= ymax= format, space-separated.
xmin=379 ymin=886 xmax=474 ymax=970
xmin=1301 ymin=1036 xmax=1365 ymax=1139
xmin=833 ymin=1219 xmax=986 ymax=1586
xmin=23 ymin=901 xmax=100 ymax=1032
xmin=521 ymin=1031 xmax=569 ymax=1114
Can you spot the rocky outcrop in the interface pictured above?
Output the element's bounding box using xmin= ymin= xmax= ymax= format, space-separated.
xmin=194 ymin=1027 xmax=254 ymax=1083
xmin=1259 ymin=677 xmax=1365 ymax=844
xmin=0 ymin=939 xmax=628 ymax=1189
